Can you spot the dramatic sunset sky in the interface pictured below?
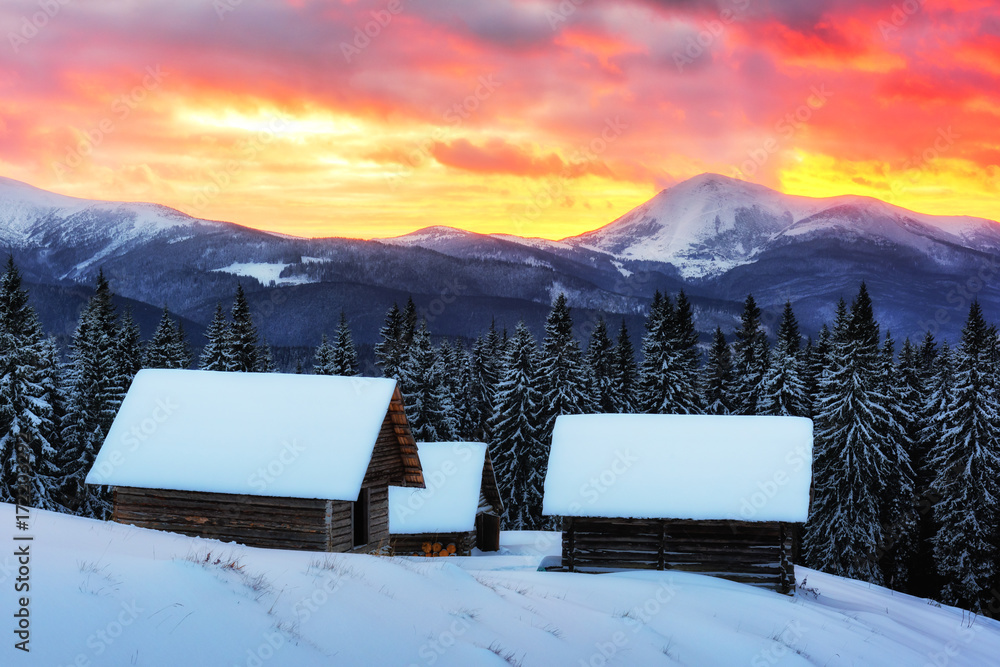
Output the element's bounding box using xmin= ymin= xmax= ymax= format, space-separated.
xmin=1 ymin=0 xmax=998 ymax=238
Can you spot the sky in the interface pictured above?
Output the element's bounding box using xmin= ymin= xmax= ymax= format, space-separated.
xmin=0 ymin=0 xmax=998 ymax=239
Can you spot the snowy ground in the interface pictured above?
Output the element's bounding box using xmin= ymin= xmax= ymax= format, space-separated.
xmin=3 ymin=503 xmax=999 ymax=666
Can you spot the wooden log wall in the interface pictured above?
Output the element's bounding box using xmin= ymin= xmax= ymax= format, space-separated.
xmin=328 ymin=485 xmax=390 ymax=553
xmin=563 ymin=517 xmax=796 ymax=594
xmin=114 ymin=484 xmax=391 ymax=554
xmin=390 ymin=530 xmax=476 ymax=557
xmin=114 ymin=486 xmax=331 ymax=551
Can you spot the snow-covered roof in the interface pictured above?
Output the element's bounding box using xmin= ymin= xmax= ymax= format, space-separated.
xmin=542 ymin=414 xmax=813 ymax=522
xmin=388 ymin=442 xmax=489 ymax=534
xmin=86 ymin=369 xmax=401 ymax=501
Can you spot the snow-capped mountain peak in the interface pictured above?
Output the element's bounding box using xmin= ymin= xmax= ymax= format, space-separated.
xmin=562 ymin=173 xmax=1000 ymax=279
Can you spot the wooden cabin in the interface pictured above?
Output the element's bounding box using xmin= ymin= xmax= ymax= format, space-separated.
xmin=542 ymin=414 xmax=813 ymax=593
xmin=85 ymin=369 xmax=424 ymax=553
xmin=388 ymin=441 xmax=504 ymax=557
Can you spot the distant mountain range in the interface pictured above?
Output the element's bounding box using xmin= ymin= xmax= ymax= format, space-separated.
xmin=2 ymin=173 xmax=998 ymax=357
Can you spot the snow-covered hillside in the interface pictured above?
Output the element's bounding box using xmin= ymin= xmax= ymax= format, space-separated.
xmin=0 ymin=176 xmax=230 ymax=279
xmin=4 ymin=503 xmax=998 ymax=666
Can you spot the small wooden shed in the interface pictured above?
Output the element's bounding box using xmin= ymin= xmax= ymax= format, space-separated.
xmin=542 ymin=414 xmax=813 ymax=593
xmin=86 ymin=369 xmax=424 ymax=553
xmin=388 ymin=441 xmax=504 ymax=557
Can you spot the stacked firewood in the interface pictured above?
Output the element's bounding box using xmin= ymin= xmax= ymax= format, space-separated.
xmin=420 ymin=542 xmax=457 ymax=557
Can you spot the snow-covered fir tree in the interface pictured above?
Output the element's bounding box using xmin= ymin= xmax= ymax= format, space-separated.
xmin=489 ymin=321 xmax=545 ymax=529
xmin=537 ymin=294 xmax=593 ymax=441
xmin=254 ymin=336 xmax=275 ymax=373
xmin=330 ymin=311 xmax=359 ymax=376
xmin=586 ymin=318 xmax=617 ymax=413
xmin=927 ymin=302 xmax=1000 ymax=612
xmin=374 ymin=303 xmax=407 ymax=381
xmin=469 ymin=321 xmax=503 ymax=441
xmin=703 ymin=327 xmax=735 ymax=415
xmin=759 ymin=301 xmax=807 ymax=417
xmin=452 ymin=340 xmax=480 ymax=440
xmin=898 ymin=337 xmax=937 ymax=592
xmin=199 ymin=302 xmax=231 ymax=371
xmin=313 ymin=334 xmax=335 ymax=375
xmin=802 ymin=326 xmax=831 ymax=418
xmin=400 ymin=322 xmax=454 ymax=441
xmin=875 ymin=331 xmax=919 ymax=592
xmin=227 ymin=285 xmax=260 ymax=372
xmin=0 ymin=257 xmax=59 ymax=510
xmin=612 ymin=319 xmax=637 ymax=413
xmin=146 ymin=306 xmax=189 ymax=369
xmin=36 ymin=336 xmax=69 ymax=512
xmin=804 ymin=285 xmax=893 ymax=584
xmin=732 ymin=294 xmax=769 ymax=415
xmin=60 ymin=270 xmax=127 ymax=518
xmin=436 ymin=339 xmax=462 ymax=426
xmin=116 ymin=308 xmax=143 ymax=389
xmin=639 ymin=291 xmax=703 ymax=414
xmin=401 ymin=296 xmax=418 ymax=347
xmin=175 ymin=321 xmax=193 ymax=369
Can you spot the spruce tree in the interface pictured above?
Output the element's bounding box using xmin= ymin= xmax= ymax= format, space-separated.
xmin=586 ymin=318 xmax=617 ymax=413
xmin=146 ymin=306 xmax=187 ymax=369
xmin=612 ymin=319 xmax=637 ymax=413
xmin=897 ymin=337 xmax=935 ymax=594
xmin=255 ymin=337 xmax=275 ymax=373
xmin=759 ymin=302 xmax=807 ymax=417
xmin=453 ymin=341 xmax=479 ymax=440
xmin=227 ymin=284 xmax=260 ymax=372
xmin=37 ymin=336 xmax=69 ymax=512
xmin=61 ymin=270 xmax=125 ymax=518
xmin=0 ymin=258 xmax=59 ymax=510
xmin=489 ymin=321 xmax=544 ymax=529
xmin=804 ymin=285 xmax=892 ymax=584
xmin=175 ymin=321 xmax=193 ymax=369
xmin=537 ymin=294 xmax=592 ymax=442
xmin=639 ymin=291 xmax=702 ymax=414
xmin=400 ymin=322 xmax=453 ymax=441
xmin=469 ymin=321 xmax=503 ymax=441
xmin=330 ymin=312 xmax=359 ymax=376
xmin=732 ymin=294 xmax=769 ymax=415
xmin=116 ymin=308 xmax=143 ymax=389
xmin=374 ymin=303 xmax=406 ymax=381
xmin=802 ymin=326 xmax=831 ymax=418
xmin=313 ymin=334 xmax=335 ymax=375
xmin=875 ymin=331 xmax=919 ymax=592
xmin=927 ymin=302 xmax=1000 ymax=612
xmin=402 ymin=296 xmax=418 ymax=347
xmin=703 ymin=327 xmax=735 ymax=415
xmin=199 ymin=302 xmax=231 ymax=371
xmin=670 ymin=291 xmax=704 ymax=413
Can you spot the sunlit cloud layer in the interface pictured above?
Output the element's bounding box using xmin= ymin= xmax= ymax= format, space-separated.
xmin=1 ymin=0 xmax=998 ymax=238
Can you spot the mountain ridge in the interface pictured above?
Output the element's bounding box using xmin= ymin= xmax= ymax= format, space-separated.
xmin=2 ymin=173 xmax=999 ymax=352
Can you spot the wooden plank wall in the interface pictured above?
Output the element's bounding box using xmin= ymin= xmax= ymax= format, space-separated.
xmin=114 ymin=486 xmax=330 ymax=551
xmin=114 ymin=485 xmax=391 ymax=554
xmin=327 ymin=485 xmax=390 ymax=553
xmin=563 ymin=518 xmax=796 ymax=593
xmin=391 ymin=530 xmax=476 ymax=557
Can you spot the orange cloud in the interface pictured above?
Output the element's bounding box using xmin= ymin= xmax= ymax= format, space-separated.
xmin=0 ymin=0 xmax=997 ymax=242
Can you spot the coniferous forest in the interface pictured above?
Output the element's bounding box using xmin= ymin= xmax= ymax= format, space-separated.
xmin=2 ymin=257 xmax=998 ymax=615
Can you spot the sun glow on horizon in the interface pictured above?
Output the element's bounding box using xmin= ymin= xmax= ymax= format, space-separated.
xmin=2 ymin=1 xmax=998 ymax=238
